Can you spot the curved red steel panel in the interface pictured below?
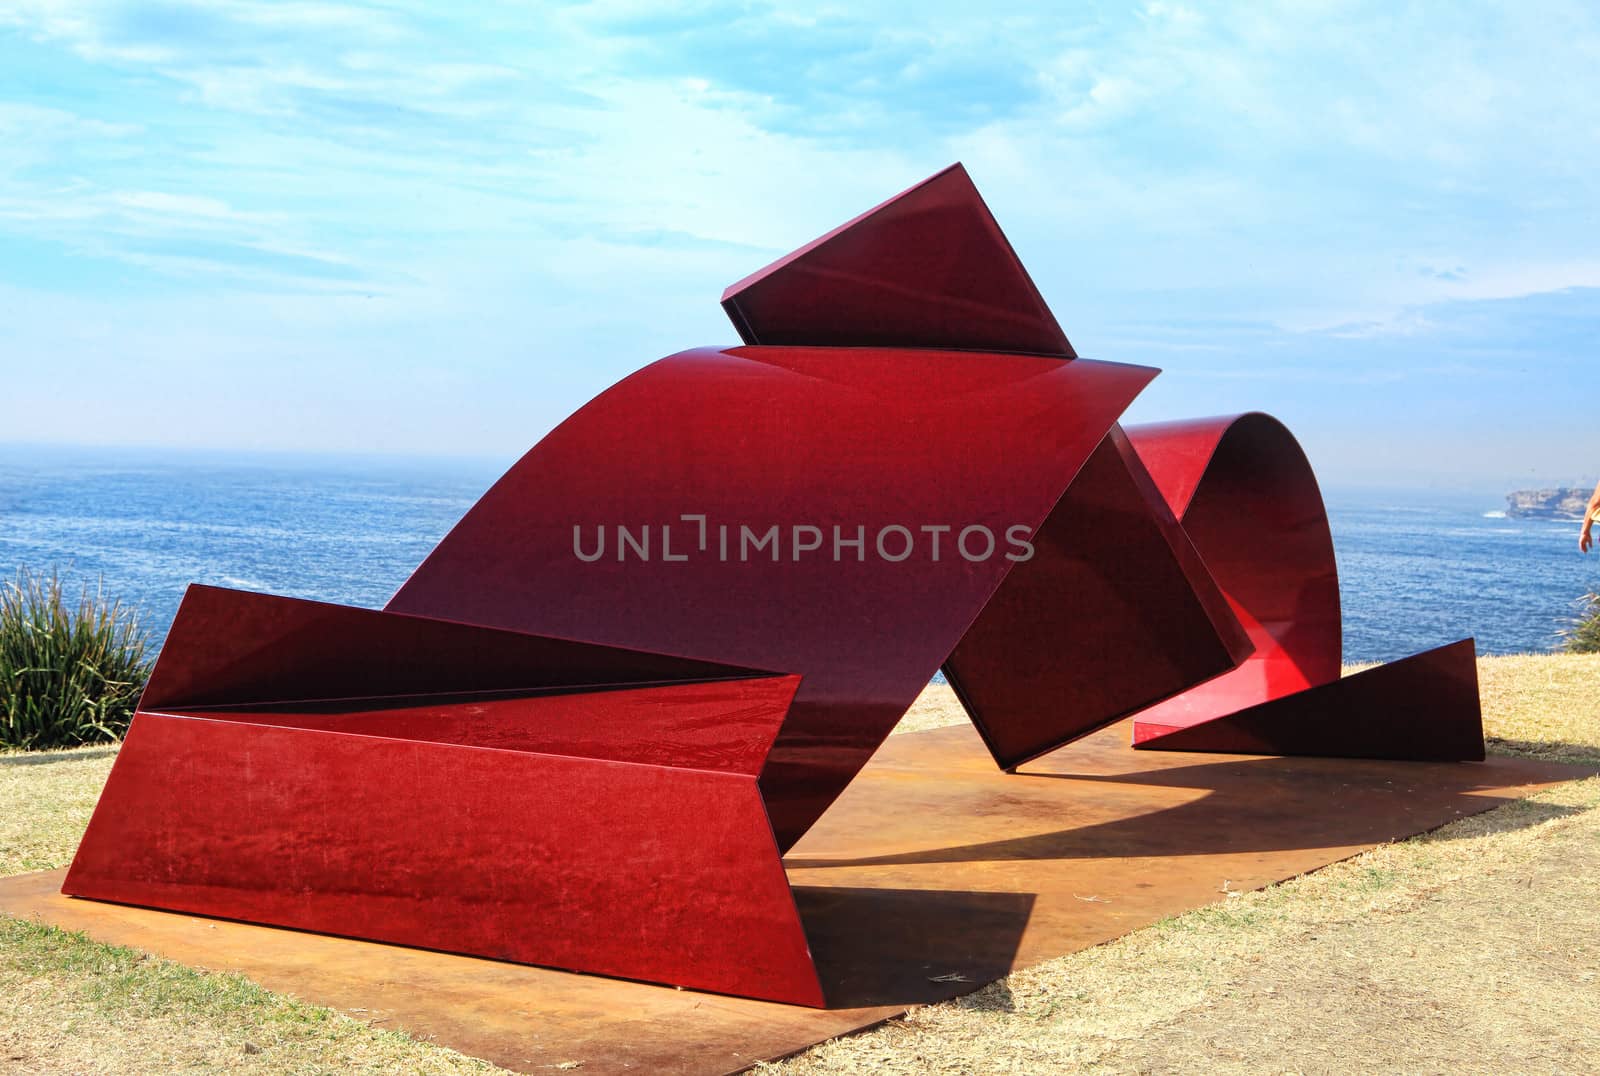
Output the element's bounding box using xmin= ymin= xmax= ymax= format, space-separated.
xmin=1125 ymin=414 xmax=1481 ymax=759
xmin=387 ymin=346 xmax=1169 ymax=849
xmin=1127 ymin=412 xmax=1342 ymax=698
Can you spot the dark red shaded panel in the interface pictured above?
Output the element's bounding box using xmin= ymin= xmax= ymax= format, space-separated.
xmin=720 ymin=164 xmax=1074 ymax=357
xmin=64 ymin=710 xmax=824 ymax=1006
xmin=166 ymin=673 xmax=803 ymax=774
xmin=388 ymin=347 xmax=1164 ymax=849
xmin=943 ymin=425 xmax=1251 ymax=769
xmin=1133 ymin=639 xmax=1484 ymax=761
xmin=145 ymin=584 xmax=764 ymax=712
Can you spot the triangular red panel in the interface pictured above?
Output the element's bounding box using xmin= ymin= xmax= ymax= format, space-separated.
xmin=144 ymin=584 xmax=765 ymax=711
xmin=1133 ymin=639 xmax=1484 ymax=761
xmin=721 ymin=163 xmax=1075 ymax=356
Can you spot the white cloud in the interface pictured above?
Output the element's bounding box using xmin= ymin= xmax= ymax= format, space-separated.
xmin=112 ymin=191 xmax=239 ymax=219
xmin=4 ymin=0 xmax=1600 ymax=471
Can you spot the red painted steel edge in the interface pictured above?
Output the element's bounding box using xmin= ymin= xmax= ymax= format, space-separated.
xmin=172 ymin=679 xmax=810 ymax=774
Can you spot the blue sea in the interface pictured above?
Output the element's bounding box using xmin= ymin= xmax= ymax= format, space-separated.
xmin=2 ymin=443 xmax=1597 ymax=663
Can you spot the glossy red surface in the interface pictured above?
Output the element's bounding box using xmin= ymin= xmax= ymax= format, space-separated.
xmin=1133 ymin=639 xmax=1484 ymax=761
xmin=387 ymin=347 xmax=1178 ymax=849
xmin=1125 ymin=415 xmax=1482 ymax=759
xmin=721 ymin=164 xmax=1074 ymax=356
xmin=66 ymin=711 xmax=822 ymax=1005
xmin=64 ymin=587 xmax=823 ymax=1005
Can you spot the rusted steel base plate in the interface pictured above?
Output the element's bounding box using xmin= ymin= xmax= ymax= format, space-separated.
xmin=3 ymin=721 xmax=1591 ymax=1074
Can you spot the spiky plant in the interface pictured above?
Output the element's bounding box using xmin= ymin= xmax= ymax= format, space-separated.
xmin=1559 ymin=591 xmax=1600 ymax=655
xmin=0 ymin=569 xmax=151 ymax=750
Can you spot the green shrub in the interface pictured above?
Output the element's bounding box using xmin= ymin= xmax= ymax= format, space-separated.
xmin=0 ymin=569 xmax=151 ymax=750
xmin=1560 ymin=591 xmax=1600 ymax=654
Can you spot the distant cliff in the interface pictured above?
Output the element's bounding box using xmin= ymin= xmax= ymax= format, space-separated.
xmin=1506 ymin=487 xmax=1591 ymax=519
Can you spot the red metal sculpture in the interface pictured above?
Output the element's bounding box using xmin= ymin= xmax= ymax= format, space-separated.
xmin=65 ymin=163 xmax=1485 ymax=1007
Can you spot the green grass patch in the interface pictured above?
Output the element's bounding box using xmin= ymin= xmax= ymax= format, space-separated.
xmin=0 ymin=569 xmax=150 ymax=750
xmin=1560 ymin=590 xmax=1600 ymax=654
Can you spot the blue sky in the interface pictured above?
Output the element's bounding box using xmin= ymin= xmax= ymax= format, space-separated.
xmin=2 ymin=1 xmax=1598 ymax=490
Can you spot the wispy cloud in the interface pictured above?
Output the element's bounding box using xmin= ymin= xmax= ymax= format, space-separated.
xmin=2 ymin=1 xmax=1600 ymax=480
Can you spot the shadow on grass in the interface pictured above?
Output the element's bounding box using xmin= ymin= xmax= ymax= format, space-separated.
xmin=1487 ymin=738 xmax=1600 ymax=768
xmin=1410 ymin=793 xmax=1592 ymax=843
xmin=0 ymin=745 xmax=119 ymax=768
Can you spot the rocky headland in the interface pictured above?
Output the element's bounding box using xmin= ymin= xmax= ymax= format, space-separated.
xmin=1506 ymin=488 xmax=1591 ymax=519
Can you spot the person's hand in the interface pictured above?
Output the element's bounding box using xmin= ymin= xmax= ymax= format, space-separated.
xmin=1582 ymin=521 xmax=1594 ymax=554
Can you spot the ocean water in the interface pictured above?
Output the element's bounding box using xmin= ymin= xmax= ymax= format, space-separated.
xmin=1328 ymin=489 xmax=1600 ymax=661
xmin=2 ymin=444 xmax=1596 ymax=663
xmin=0 ymin=445 xmax=499 ymax=650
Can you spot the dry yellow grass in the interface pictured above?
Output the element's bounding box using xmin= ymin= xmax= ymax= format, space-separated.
xmin=0 ymin=747 xmax=116 ymax=878
xmin=1477 ymin=651 xmax=1600 ymax=764
xmin=0 ymin=922 xmax=499 ymax=1075
xmin=2 ymin=653 xmax=1597 ymax=1074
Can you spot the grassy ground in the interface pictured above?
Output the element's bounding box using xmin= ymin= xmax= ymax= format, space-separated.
xmin=2 ymin=654 xmax=1598 ymax=1073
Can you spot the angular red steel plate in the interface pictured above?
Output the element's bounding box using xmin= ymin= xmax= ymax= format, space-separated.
xmin=13 ymin=720 xmax=1592 ymax=1073
xmin=1133 ymin=639 xmax=1485 ymax=760
xmin=144 ymin=677 xmax=808 ymax=773
xmin=144 ymin=583 xmax=763 ymax=711
xmin=63 ymin=688 xmax=822 ymax=1006
xmin=64 ymin=585 xmax=823 ymax=1004
xmin=943 ymin=424 xmax=1251 ymax=769
xmin=720 ymin=163 xmax=1074 ymax=356
xmin=387 ymin=346 xmax=1167 ymax=849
